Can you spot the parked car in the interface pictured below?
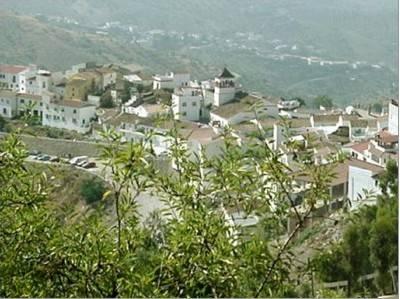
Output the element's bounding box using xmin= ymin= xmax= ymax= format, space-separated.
xmin=38 ymin=154 xmax=51 ymax=161
xmin=82 ymin=161 xmax=96 ymax=169
xmin=49 ymin=156 xmax=60 ymax=162
xmin=76 ymin=160 xmax=89 ymax=167
xmin=69 ymin=156 xmax=88 ymax=165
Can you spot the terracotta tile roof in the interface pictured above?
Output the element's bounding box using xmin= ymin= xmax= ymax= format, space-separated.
xmin=141 ymin=103 xmax=167 ymax=114
xmin=294 ymin=158 xmax=384 ymax=186
xmin=351 ymin=141 xmax=369 ymax=153
xmin=58 ymin=100 xmax=95 ymax=108
xmin=186 ymin=127 xmax=221 ymax=145
xmin=17 ymin=93 xmax=42 ymax=101
xmin=348 ymin=158 xmax=385 ymax=176
xmin=350 ymin=119 xmax=378 ymax=128
xmin=0 ymin=64 xmax=29 ymax=74
xmin=376 ymin=129 xmax=398 ymax=143
xmin=211 ymin=95 xmax=260 ymax=118
xmin=312 ymin=114 xmax=340 ymax=124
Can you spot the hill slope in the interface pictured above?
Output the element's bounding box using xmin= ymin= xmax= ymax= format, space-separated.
xmin=0 ymin=1 xmax=397 ymax=105
xmin=0 ymin=11 xmax=208 ymax=74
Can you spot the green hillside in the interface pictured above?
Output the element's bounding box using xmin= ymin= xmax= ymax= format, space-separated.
xmin=0 ymin=11 xmax=209 ymax=75
xmin=0 ymin=0 xmax=396 ymax=105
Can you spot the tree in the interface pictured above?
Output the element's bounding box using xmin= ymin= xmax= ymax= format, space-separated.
xmin=313 ymin=161 xmax=399 ymax=296
xmin=379 ymin=159 xmax=398 ymax=196
xmin=372 ymin=102 xmax=383 ymax=113
xmin=0 ymin=121 xmax=341 ymax=297
xmin=80 ymin=178 xmax=106 ymax=204
xmin=313 ymin=95 xmax=333 ymax=108
xmin=100 ymin=93 xmax=115 ymax=108
xmin=0 ymin=115 xmax=6 ymax=131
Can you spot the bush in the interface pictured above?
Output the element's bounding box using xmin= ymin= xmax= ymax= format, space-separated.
xmin=80 ymin=178 xmax=106 ymax=204
xmin=313 ymin=95 xmax=333 ymax=108
xmin=0 ymin=115 xmax=6 ymax=131
xmin=100 ymin=93 xmax=115 ymax=108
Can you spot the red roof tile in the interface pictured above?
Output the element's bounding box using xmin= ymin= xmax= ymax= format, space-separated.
xmin=351 ymin=141 xmax=369 ymax=153
xmin=0 ymin=64 xmax=29 ymax=74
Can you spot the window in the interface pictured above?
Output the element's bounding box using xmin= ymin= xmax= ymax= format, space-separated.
xmin=12 ymin=76 xmax=16 ymax=83
xmin=73 ymin=109 xmax=77 ymax=114
xmin=182 ymin=102 xmax=187 ymax=107
xmin=20 ymin=99 xmax=24 ymax=104
xmin=40 ymin=102 xmax=43 ymax=106
xmin=182 ymin=112 xmax=187 ymax=116
xmin=3 ymin=108 xmax=6 ymax=115
xmin=82 ymin=119 xmax=86 ymax=124
xmin=192 ymin=101 xmax=197 ymax=107
xmin=62 ymin=117 xmax=66 ymax=122
xmin=72 ymin=118 xmax=77 ymax=124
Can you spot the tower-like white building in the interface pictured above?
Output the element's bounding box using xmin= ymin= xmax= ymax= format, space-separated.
xmin=213 ymin=68 xmax=236 ymax=107
xmin=172 ymin=87 xmax=203 ymax=121
xmin=388 ymin=99 xmax=399 ymax=135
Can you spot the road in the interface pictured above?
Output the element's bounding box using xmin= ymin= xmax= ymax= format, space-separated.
xmin=26 ymin=155 xmax=167 ymax=224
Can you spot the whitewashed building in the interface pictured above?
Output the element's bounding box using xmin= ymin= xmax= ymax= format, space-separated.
xmin=25 ymin=70 xmax=52 ymax=96
xmin=213 ymin=68 xmax=236 ymax=107
xmin=0 ymin=64 xmax=34 ymax=93
xmin=172 ymin=87 xmax=203 ymax=121
xmin=0 ymin=90 xmax=17 ymax=118
xmin=348 ymin=159 xmax=384 ymax=210
xmin=42 ymin=100 xmax=96 ymax=133
xmin=210 ymin=95 xmax=279 ymax=127
xmin=388 ymin=99 xmax=398 ymax=135
xmin=128 ymin=103 xmax=168 ymax=118
xmin=153 ymin=72 xmax=190 ymax=90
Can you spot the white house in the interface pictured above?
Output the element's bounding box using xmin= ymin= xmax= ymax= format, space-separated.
xmin=172 ymin=87 xmax=203 ymax=121
xmin=25 ymin=70 xmax=52 ymax=96
xmin=123 ymin=72 xmax=153 ymax=86
xmin=388 ymin=99 xmax=398 ymax=135
xmin=42 ymin=100 xmax=96 ymax=133
xmin=17 ymin=93 xmax=44 ymax=118
xmin=153 ymin=72 xmax=190 ymax=90
xmin=95 ymin=68 xmax=117 ymax=89
xmin=0 ymin=64 xmax=34 ymax=93
xmin=0 ymin=90 xmax=17 ymax=118
xmin=213 ymin=68 xmax=236 ymax=107
xmin=129 ymin=103 xmax=168 ymax=118
xmin=210 ymin=95 xmax=279 ymax=127
xmin=347 ymin=159 xmax=384 ymax=210
xmin=348 ymin=119 xmax=380 ymax=142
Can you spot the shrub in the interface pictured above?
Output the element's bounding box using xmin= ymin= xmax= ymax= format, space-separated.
xmin=80 ymin=178 xmax=106 ymax=204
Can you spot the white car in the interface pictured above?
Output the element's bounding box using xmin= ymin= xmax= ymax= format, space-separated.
xmin=69 ymin=156 xmax=89 ymax=165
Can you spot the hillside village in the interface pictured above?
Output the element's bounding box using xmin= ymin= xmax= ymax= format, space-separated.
xmin=0 ymin=62 xmax=398 ymax=229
